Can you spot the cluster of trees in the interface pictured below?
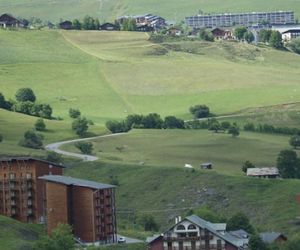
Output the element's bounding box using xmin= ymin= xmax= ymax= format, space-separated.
xmin=277 ymin=149 xmax=300 ymax=179
xmin=121 ymin=19 xmax=136 ymax=31
xmin=0 ymin=88 xmax=53 ymax=119
xmin=198 ymin=28 xmax=214 ymax=41
xmin=75 ymin=141 xmax=93 ymax=154
xmin=106 ymin=113 xmax=185 ymax=133
xmin=72 ymin=16 xmax=102 ymax=30
xmin=69 ymin=108 xmax=92 ymax=137
xmin=259 ymin=29 xmax=284 ymax=49
xmin=19 ymin=130 xmax=44 ymax=149
xmin=244 ymin=122 xmax=300 ymax=136
xmin=234 ymin=26 xmax=254 ymax=43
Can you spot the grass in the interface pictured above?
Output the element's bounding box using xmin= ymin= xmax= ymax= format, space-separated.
xmin=0 ymin=0 xmax=299 ymax=22
xmin=0 ymin=215 xmax=45 ymax=250
xmin=62 ymin=129 xmax=292 ymax=176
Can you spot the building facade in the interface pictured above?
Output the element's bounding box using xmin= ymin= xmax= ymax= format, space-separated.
xmin=148 ymin=215 xmax=245 ymax=250
xmin=39 ymin=175 xmax=117 ymax=243
xmin=0 ymin=158 xmax=64 ymax=223
xmin=185 ymin=11 xmax=295 ymax=29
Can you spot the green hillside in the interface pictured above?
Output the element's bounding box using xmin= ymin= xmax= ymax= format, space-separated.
xmin=0 ymin=0 xmax=299 ymax=22
xmin=0 ymin=215 xmax=44 ymax=250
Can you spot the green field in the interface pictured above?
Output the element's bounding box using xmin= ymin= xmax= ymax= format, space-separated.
xmin=0 ymin=0 xmax=299 ymax=22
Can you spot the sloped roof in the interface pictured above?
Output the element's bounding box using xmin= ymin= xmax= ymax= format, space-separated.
xmin=39 ymin=175 xmax=115 ymax=190
xmin=260 ymin=232 xmax=287 ymax=243
xmin=229 ymin=229 xmax=249 ymax=239
xmin=247 ymin=167 xmax=279 ymax=176
xmin=0 ymin=157 xmax=65 ymax=168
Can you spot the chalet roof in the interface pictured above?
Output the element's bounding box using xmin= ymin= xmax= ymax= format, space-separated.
xmin=39 ymin=175 xmax=115 ymax=190
xmin=0 ymin=157 xmax=65 ymax=168
xmin=0 ymin=13 xmax=18 ymax=22
xmin=229 ymin=229 xmax=250 ymax=239
xmin=282 ymin=29 xmax=300 ymax=34
xmin=59 ymin=20 xmax=72 ymax=25
xmin=260 ymin=232 xmax=287 ymax=243
xmin=247 ymin=167 xmax=279 ymax=176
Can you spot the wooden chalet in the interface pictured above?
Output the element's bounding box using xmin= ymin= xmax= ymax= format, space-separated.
xmin=59 ymin=20 xmax=72 ymax=30
xmin=247 ymin=167 xmax=279 ymax=179
xmin=0 ymin=14 xmax=24 ymax=28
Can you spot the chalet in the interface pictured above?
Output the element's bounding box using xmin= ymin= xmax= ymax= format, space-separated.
xmin=0 ymin=14 xmax=24 ymax=28
xmin=136 ymin=25 xmax=154 ymax=32
xmin=201 ymin=163 xmax=213 ymax=169
xmin=147 ymin=215 xmax=246 ymax=250
xmin=59 ymin=20 xmax=72 ymax=30
xmin=167 ymin=27 xmax=182 ymax=36
xmin=282 ymin=29 xmax=300 ymax=41
xmin=246 ymin=167 xmax=279 ymax=178
xmin=100 ymin=23 xmax=119 ymax=31
xmin=260 ymin=232 xmax=287 ymax=244
xmin=211 ymin=28 xmax=234 ymax=40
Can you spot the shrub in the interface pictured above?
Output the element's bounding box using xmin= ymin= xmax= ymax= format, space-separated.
xmin=15 ymin=88 xmax=36 ymax=102
xmin=69 ymin=108 xmax=81 ymax=119
xmin=228 ymin=125 xmax=240 ymax=137
xmin=35 ymin=118 xmax=46 ymax=131
xmin=189 ymin=105 xmax=210 ymax=119
xmin=106 ymin=120 xmax=130 ymax=133
xmin=75 ymin=141 xmax=93 ymax=154
xmin=163 ymin=116 xmax=185 ymax=129
xmin=46 ymin=151 xmax=62 ymax=163
xmin=72 ymin=117 xmax=88 ymax=137
xmin=221 ymin=121 xmax=231 ymax=130
xmin=227 ymin=212 xmax=254 ymax=234
xmin=142 ymin=113 xmax=163 ymax=129
xmin=19 ymin=130 xmax=43 ymax=149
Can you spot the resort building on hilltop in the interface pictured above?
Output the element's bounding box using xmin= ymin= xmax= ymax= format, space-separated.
xmin=39 ymin=175 xmax=117 ymax=243
xmin=185 ymin=11 xmax=295 ymax=29
xmin=147 ymin=215 xmax=247 ymax=250
xmin=0 ymin=157 xmax=64 ymax=223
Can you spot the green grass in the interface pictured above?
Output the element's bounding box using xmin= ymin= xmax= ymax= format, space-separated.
xmin=0 ymin=0 xmax=299 ymax=22
xmin=66 ymin=160 xmax=300 ymax=237
xmin=0 ymin=215 xmax=45 ymax=250
xmin=62 ymin=129 xmax=294 ymax=176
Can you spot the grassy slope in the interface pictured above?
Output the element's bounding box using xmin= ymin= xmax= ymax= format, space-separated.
xmin=66 ymin=161 xmax=300 ymax=237
xmin=0 ymin=0 xmax=299 ymax=22
xmin=0 ymin=109 xmax=105 ymax=157
xmin=0 ymin=215 xmax=44 ymax=250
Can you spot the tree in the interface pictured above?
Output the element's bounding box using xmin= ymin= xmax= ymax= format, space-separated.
xmin=164 ymin=116 xmax=185 ymax=129
xmin=126 ymin=114 xmax=144 ymax=128
xmin=35 ymin=118 xmax=46 ymax=131
xmin=249 ymin=234 xmax=268 ymax=250
xmin=15 ymin=88 xmax=36 ymax=102
xmin=209 ymin=120 xmax=222 ymax=133
xmin=72 ymin=19 xmax=81 ymax=30
xmin=138 ymin=214 xmax=159 ymax=231
xmin=234 ymin=26 xmax=247 ymax=41
xmin=244 ymin=31 xmax=255 ymax=43
xmin=142 ymin=113 xmax=163 ymax=129
xmin=106 ymin=120 xmax=130 ymax=133
xmin=46 ymin=151 xmax=62 ymax=163
xmin=0 ymin=93 xmax=8 ymax=109
xmin=199 ymin=28 xmax=214 ymax=41
xmin=189 ymin=105 xmax=210 ymax=119
xmin=72 ymin=117 xmax=88 ymax=137
xmin=269 ymin=31 xmax=283 ymax=49
xmin=69 ymin=108 xmax=81 ymax=119
xmin=122 ymin=18 xmax=136 ymax=31
xmin=228 ymin=125 xmax=240 ymax=137
xmin=75 ymin=141 xmax=93 ymax=154
xmin=258 ymin=29 xmax=272 ymax=43
xmin=82 ymin=15 xmax=95 ymax=30
xmin=227 ymin=212 xmax=254 ymax=234
xmin=288 ymin=37 xmax=300 ymax=54
xmin=290 ymin=135 xmax=300 ymax=149
xmin=221 ymin=121 xmax=231 ymax=130
xmin=277 ymin=149 xmax=300 ymax=178
xmin=242 ymin=161 xmax=255 ymax=173
xmin=19 ymin=130 xmax=43 ymax=149
xmin=33 ymin=224 xmax=75 ymax=250
xmin=0 ymin=134 xmax=3 ymax=143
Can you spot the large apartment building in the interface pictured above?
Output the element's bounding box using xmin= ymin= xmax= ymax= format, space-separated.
xmin=0 ymin=157 xmax=64 ymax=223
xmin=39 ymin=175 xmax=117 ymax=243
xmin=185 ymin=11 xmax=295 ymax=28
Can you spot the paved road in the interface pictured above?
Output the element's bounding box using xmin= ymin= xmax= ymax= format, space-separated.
xmin=46 ymin=114 xmax=245 ymax=162
xmin=45 ymin=133 xmax=126 ymax=162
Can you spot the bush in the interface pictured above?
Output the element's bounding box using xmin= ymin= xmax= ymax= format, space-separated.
xmin=75 ymin=141 xmax=93 ymax=154
xmin=72 ymin=117 xmax=88 ymax=137
xmin=19 ymin=130 xmax=43 ymax=149
xmin=35 ymin=118 xmax=46 ymax=131
xmin=15 ymin=88 xmax=36 ymax=102
xmin=106 ymin=120 xmax=131 ymax=133
xmin=228 ymin=125 xmax=240 ymax=137
xmin=46 ymin=151 xmax=62 ymax=163
xmin=163 ymin=116 xmax=185 ymax=129
xmin=189 ymin=105 xmax=210 ymax=118
xmin=142 ymin=113 xmax=163 ymax=129
xmin=227 ymin=212 xmax=254 ymax=234
xmin=289 ymin=135 xmax=300 ymax=149
xmin=69 ymin=108 xmax=81 ymax=119
xmin=0 ymin=93 xmax=12 ymax=110
xmin=269 ymin=30 xmax=283 ymax=49
xmin=126 ymin=114 xmax=144 ymax=128
xmin=221 ymin=121 xmax=231 ymax=130
xmin=12 ymin=102 xmax=53 ymax=119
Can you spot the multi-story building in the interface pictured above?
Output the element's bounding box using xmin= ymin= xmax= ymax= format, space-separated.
xmin=185 ymin=11 xmax=295 ymax=29
xmin=117 ymin=14 xmax=166 ymax=29
xmin=0 ymin=157 xmax=64 ymax=223
xmin=147 ymin=215 xmax=246 ymax=250
xmin=39 ymin=175 xmax=117 ymax=243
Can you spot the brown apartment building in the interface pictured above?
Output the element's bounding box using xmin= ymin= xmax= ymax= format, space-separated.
xmin=39 ymin=175 xmax=117 ymax=243
xmin=0 ymin=157 xmax=64 ymax=223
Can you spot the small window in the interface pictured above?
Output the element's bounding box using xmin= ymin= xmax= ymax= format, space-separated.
xmin=49 ymin=165 xmax=53 ymax=169
xmin=177 ymin=225 xmax=186 ymax=230
xmin=188 ymin=224 xmax=197 ymax=230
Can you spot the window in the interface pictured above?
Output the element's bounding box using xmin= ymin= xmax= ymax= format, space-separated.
xmin=217 ymin=239 xmax=222 ymax=250
xmin=177 ymin=225 xmax=186 ymax=230
xmin=188 ymin=224 xmax=197 ymax=230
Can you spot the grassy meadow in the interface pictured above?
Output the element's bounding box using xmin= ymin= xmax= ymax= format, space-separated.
xmin=0 ymin=0 xmax=299 ymax=22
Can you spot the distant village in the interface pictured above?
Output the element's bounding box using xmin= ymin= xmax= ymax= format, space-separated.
xmin=0 ymin=10 xmax=300 ymax=44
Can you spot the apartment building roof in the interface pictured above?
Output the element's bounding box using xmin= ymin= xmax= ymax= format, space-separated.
xmin=0 ymin=157 xmax=65 ymax=168
xmin=39 ymin=175 xmax=116 ymax=190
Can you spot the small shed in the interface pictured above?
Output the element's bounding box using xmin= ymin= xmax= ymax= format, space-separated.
xmin=100 ymin=22 xmax=118 ymax=31
xmin=200 ymin=163 xmax=213 ymax=169
xmin=247 ymin=167 xmax=279 ymax=178
xmin=59 ymin=20 xmax=72 ymax=30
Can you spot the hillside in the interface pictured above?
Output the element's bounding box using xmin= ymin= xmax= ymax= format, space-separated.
xmin=1 ymin=29 xmax=300 ymax=123
xmin=0 ymin=0 xmax=299 ymax=22
xmin=0 ymin=215 xmax=44 ymax=250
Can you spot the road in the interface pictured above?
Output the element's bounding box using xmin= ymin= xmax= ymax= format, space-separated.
xmin=45 ymin=114 xmax=244 ymax=162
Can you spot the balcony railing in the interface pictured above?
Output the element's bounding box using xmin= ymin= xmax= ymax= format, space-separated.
xmin=163 ymin=245 xmax=225 ymax=250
